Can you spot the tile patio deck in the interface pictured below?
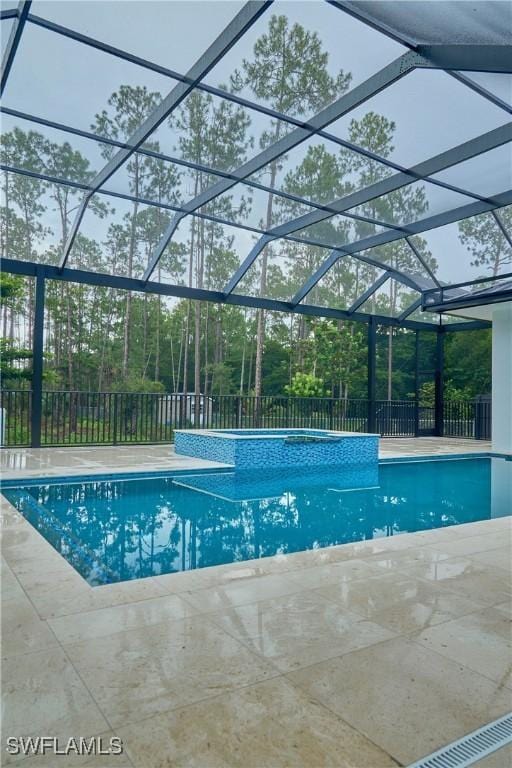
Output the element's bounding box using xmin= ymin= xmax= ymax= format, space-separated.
xmin=1 ymin=438 xmax=510 ymax=767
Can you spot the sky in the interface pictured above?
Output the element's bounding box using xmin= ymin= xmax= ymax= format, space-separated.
xmin=1 ymin=0 xmax=511 ymax=286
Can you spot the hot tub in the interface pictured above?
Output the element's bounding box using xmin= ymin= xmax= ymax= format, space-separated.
xmin=174 ymin=428 xmax=379 ymax=469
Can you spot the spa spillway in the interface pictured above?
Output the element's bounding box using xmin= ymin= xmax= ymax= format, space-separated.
xmin=174 ymin=428 xmax=379 ymax=469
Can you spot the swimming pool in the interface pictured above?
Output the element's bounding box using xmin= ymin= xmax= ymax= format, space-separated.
xmin=2 ymin=456 xmax=510 ymax=586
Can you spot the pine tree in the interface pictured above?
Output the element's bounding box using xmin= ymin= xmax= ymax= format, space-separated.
xmin=231 ymin=14 xmax=351 ymax=407
xmin=174 ymin=89 xmax=251 ymax=414
xmin=93 ymin=86 xmax=163 ymax=379
xmin=459 ymin=207 xmax=512 ymax=277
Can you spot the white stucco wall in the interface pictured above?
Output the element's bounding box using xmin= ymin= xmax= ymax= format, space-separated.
xmin=492 ymin=303 xmax=512 ymax=452
xmin=491 ymin=457 xmax=512 ymax=517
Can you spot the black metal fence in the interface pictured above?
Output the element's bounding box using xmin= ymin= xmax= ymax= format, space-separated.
xmin=0 ymin=390 xmax=492 ymax=447
xmin=443 ymin=397 xmax=492 ymax=440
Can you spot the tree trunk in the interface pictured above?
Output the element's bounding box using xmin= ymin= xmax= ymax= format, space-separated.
xmin=254 ymin=160 xmax=278 ymax=420
xmin=203 ymin=302 xmax=209 ymax=399
xmin=194 ymin=201 xmax=205 ymax=425
xmin=155 ymin=286 xmax=161 ymax=383
xmin=182 ymin=175 xmax=199 ymax=423
xmin=142 ymin=295 xmax=148 ymax=380
xmin=123 ymin=157 xmax=140 ymax=379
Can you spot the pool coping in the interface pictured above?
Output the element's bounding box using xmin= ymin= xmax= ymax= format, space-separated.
xmin=1 ymin=450 xmax=509 ymax=488
xmin=379 ymin=451 xmax=511 ymax=464
xmin=174 ymin=428 xmax=381 ymax=440
xmin=0 ymin=464 xmax=235 ymax=489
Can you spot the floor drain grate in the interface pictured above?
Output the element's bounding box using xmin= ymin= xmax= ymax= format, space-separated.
xmin=408 ymin=713 xmax=512 ymax=768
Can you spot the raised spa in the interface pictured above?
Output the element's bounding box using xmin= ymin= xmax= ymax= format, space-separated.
xmin=174 ymin=428 xmax=379 ymax=469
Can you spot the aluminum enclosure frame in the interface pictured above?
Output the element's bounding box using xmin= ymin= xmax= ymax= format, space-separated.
xmin=0 ymin=0 xmax=508 ymax=418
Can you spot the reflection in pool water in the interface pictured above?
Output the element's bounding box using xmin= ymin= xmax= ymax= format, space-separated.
xmin=3 ymin=457 xmax=509 ymax=585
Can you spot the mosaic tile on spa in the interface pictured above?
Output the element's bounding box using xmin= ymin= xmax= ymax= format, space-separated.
xmin=174 ymin=429 xmax=378 ymax=468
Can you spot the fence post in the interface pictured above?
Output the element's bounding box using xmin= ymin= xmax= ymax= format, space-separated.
xmin=112 ymin=392 xmax=118 ymax=445
xmin=435 ymin=327 xmax=445 ymax=437
xmin=474 ymin=395 xmax=491 ymax=440
xmin=31 ymin=269 xmax=45 ymax=448
xmin=367 ymin=318 xmax=377 ymax=433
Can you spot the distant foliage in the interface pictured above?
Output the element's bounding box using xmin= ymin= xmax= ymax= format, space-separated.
xmin=285 ymin=372 xmax=325 ymax=398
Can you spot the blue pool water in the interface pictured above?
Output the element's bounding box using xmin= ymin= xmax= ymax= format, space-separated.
xmin=2 ymin=457 xmax=510 ymax=586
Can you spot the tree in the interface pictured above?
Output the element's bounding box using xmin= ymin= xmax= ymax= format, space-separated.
xmin=445 ymin=329 xmax=492 ymax=396
xmin=276 ymin=143 xmax=352 ymax=307
xmin=174 ymin=89 xmax=251 ymax=415
xmin=347 ymin=113 xmax=434 ymax=398
xmin=0 ymin=339 xmax=33 ymax=384
xmin=459 ymin=208 xmax=512 ymax=276
xmin=231 ymin=14 xmax=351 ymax=410
xmin=0 ymin=271 xmax=25 ymax=340
xmin=93 ymin=86 xmax=167 ymax=379
xmin=285 ymin=372 xmax=325 ymax=398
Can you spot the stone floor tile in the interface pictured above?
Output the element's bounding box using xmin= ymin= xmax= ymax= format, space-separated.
xmin=471 ymin=547 xmax=512 ymax=573
xmin=426 ymin=532 xmax=511 ymax=558
xmin=63 ymin=614 xmax=277 ymax=728
xmin=0 ymin=557 xmax=25 ymax=601
xmin=178 ymin=571 xmax=302 ymax=613
xmin=117 ymin=676 xmax=399 ymax=768
xmin=207 ymin=589 xmax=395 ymax=672
xmin=399 ymin=557 xmax=512 ymax=605
xmin=2 ymin=648 xmax=109 ymax=765
xmin=287 ymin=637 xmax=512 ymax=766
xmin=48 ymin=593 xmax=199 ymax=644
xmin=364 ymin=546 xmax=451 ymax=571
xmin=317 ymin=571 xmax=484 ymax=634
xmin=413 ymin=607 xmax=512 ymax=688
xmin=1 ymin=593 xmax=59 ymax=657
xmin=494 ymin=601 xmax=512 ymax=618
xmin=153 ymin=555 xmax=295 ymax=594
xmin=17 ymin=571 xmax=166 ymax=620
xmin=283 ymin=558 xmax=383 ymax=590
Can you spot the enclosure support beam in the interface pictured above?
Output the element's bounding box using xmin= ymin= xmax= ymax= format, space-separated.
xmin=1 ymin=256 xmax=491 ymax=331
xmin=367 ymin=317 xmax=377 ymax=433
xmin=144 ymin=50 xmax=426 ymax=281
xmin=59 ymin=0 xmax=271 ymax=269
xmin=405 ymin=237 xmax=441 ymax=288
xmin=398 ymin=297 xmax=422 ymax=322
xmin=31 ymin=269 xmax=45 ymax=449
xmin=224 ymin=235 xmax=276 ymax=295
xmin=301 ymin=190 xmax=512 ymax=303
xmin=328 ymin=2 xmax=512 ymax=113
xmin=414 ymin=331 xmax=420 ymax=437
xmin=435 ymin=327 xmax=445 ymax=437
xmin=416 ymin=45 xmax=512 ymax=74
xmin=348 ymin=272 xmax=391 ymax=314
xmin=269 ymin=124 xmax=512 ymax=251
xmin=1 ymin=0 xmax=31 ymax=97
xmin=449 ymin=72 xmax=512 ymax=116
